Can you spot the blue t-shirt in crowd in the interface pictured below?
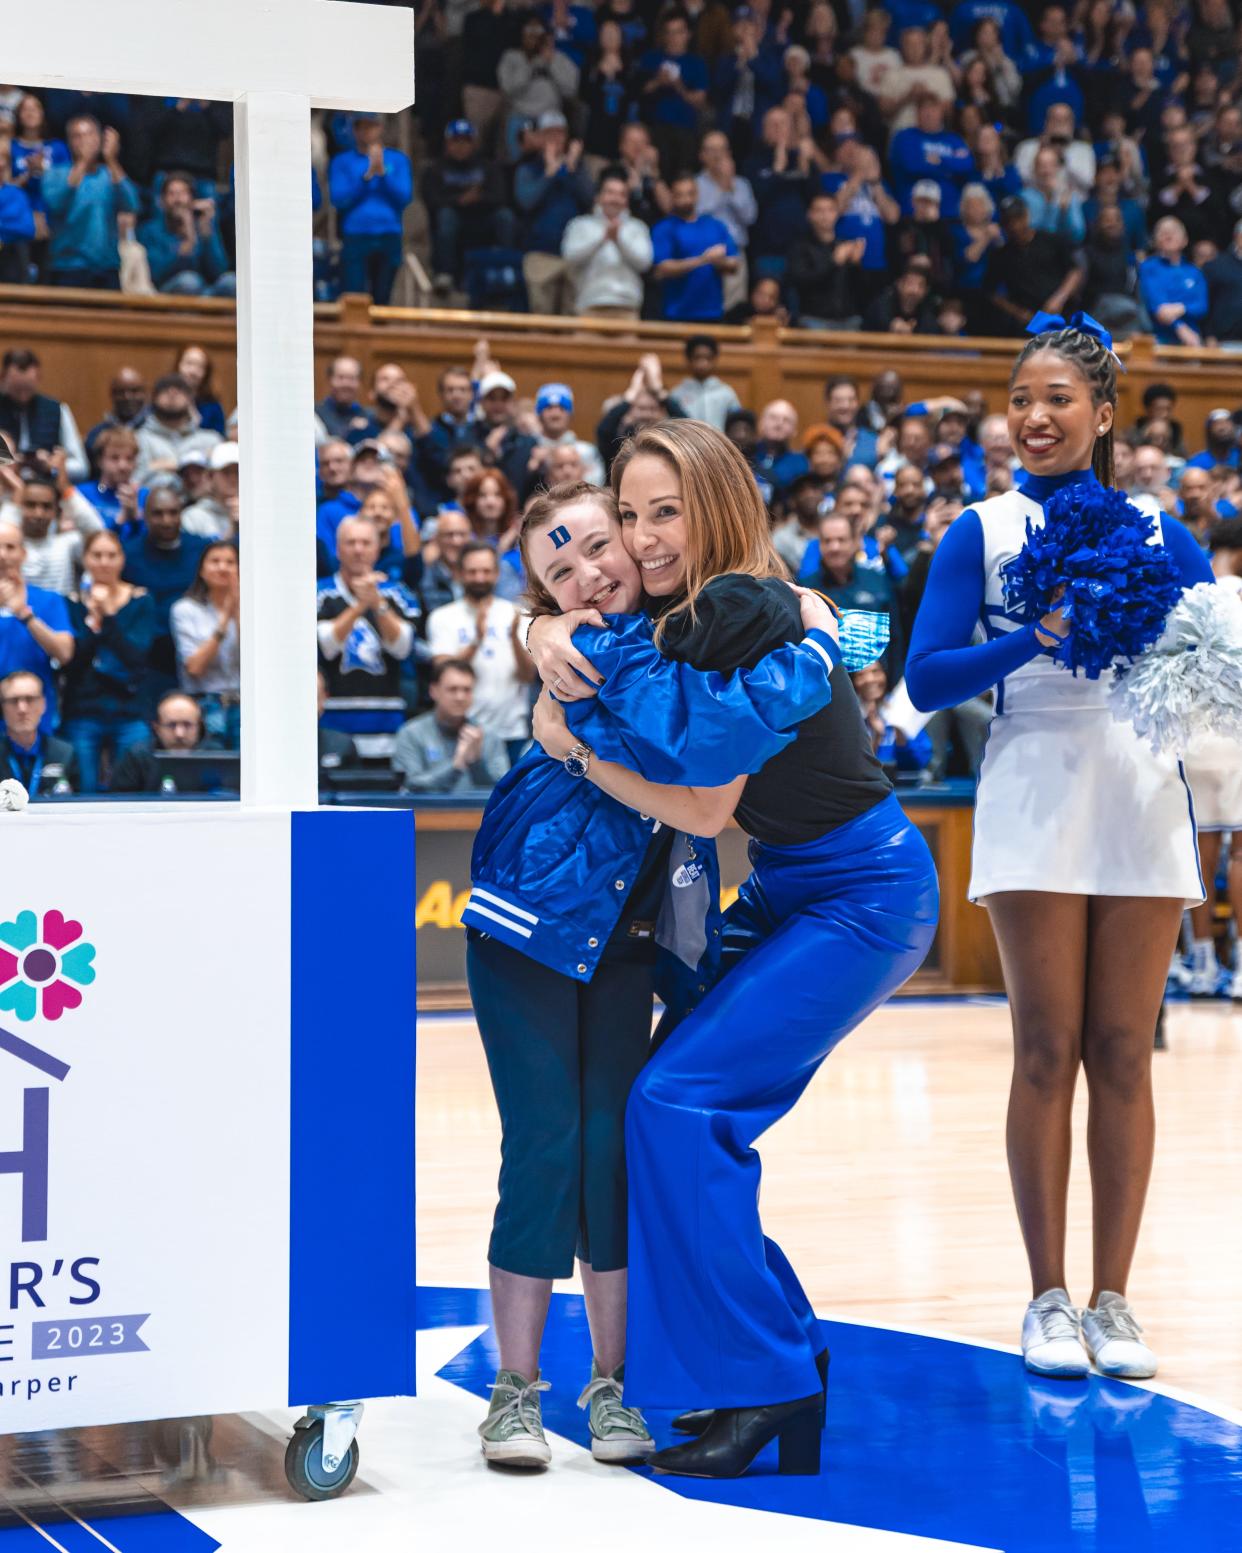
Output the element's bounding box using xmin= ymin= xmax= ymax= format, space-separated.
xmin=980 ymin=164 xmax=1022 ymax=211
xmin=9 ymin=138 xmax=70 ymax=215
xmin=754 ymin=444 xmax=810 ymax=496
xmin=888 ymin=127 xmax=975 ymax=217
xmin=652 ymin=212 xmax=736 ymax=321
xmin=949 ymin=0 xmax=1035 ymax=59
xmin=1083 ymin=194 xmax=1147 ymax=253
xmin=638 ymin=51 xmax=709 ymax=128
xmin=1186 ymin=446 xmax=1241 ymax=472
xmin=821 ymin=173 xmax=891 ymax=272
xmin=122 ymin=534 xmax=210 ymax=633
xmin=316 ymin=490 xmax=363 ymax=555
xmin=1027 ymin=70 xmax=1085 ymax=136
xmin=328 ymin=148 xmax=414 ymax=236
xmin=541 ymin=1 xmax=598 ymax=65
xmin=76 ymin=481 xmax=147 ymax=540
xmin=0 ymin=186 xmax=35 ymax=245
xmin=0 ymin=585 xmax=71 ymax=733
xmin=1139 ymin=255 xmax=1209 ymax=344
xmin=886 ymin=0 xmax=942 ymax=39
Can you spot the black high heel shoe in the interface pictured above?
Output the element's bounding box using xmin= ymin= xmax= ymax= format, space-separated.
xmin=650 ymin=1394 xmax=822 ymax=1478
xmin=671 ymin=1346 xmax=829 ymax=1438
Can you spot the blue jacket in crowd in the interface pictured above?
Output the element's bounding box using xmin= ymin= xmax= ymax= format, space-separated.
xmin=949 ymin=0 xmax=1034 ymax=59
xmin=1139 ymin=255 xmax=1209 ymax=345
xmin=42 ymin=164 xmax=140 ymax=275
xmin=514 ymin=157 xmax=594 ymax=255
xmin=464 ymin=613 xmax=841 ymax=986
xmin=0 ymin=186 xmax=36 ymax=244
xmin=328 ymin=148 xmax=413 ymax=236
xmin=888 ymin=127 xmax=975 ymax=217
xmin=136 ymin=212 xmax=231 ymax=289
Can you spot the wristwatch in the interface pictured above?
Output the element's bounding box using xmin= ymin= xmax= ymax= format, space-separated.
xmin=563 ymin=741 xmax=592 ymax=779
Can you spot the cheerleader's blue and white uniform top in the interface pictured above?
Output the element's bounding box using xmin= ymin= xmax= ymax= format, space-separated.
xmin=906 ymin=468 xmax=1213 ymax=902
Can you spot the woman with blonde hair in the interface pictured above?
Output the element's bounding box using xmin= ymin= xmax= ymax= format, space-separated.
xmin=467 ymin=479 xmax=843 ymax=1470
xmin=528 ymin=420 xmax=939 ymax=1478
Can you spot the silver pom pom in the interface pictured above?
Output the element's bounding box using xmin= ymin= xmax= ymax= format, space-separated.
xmin=1110 ymin=582 xmax=1242 ymax=754
xmin=0 ymin=778 xmax=29 ymax=812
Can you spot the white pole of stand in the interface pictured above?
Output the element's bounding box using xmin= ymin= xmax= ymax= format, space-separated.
xmin=234 ymin=91 xmax=318 ymax=810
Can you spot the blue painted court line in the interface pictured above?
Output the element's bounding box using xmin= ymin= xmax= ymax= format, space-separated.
xmin=427 ymin=1284 xmax=1242 ymax=1553
xmin=0 ymin=1511 xmax=218 ymax=1552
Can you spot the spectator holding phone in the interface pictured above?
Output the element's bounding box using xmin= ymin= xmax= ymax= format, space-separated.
xmin=137 ymin=174 xmax=235 ymax=297
xmin=0 ymin=348 xmax=89 ymax=483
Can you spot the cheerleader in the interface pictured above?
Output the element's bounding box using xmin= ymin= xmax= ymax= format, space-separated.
xmin=529 ymin=422 xmax=939 ymax=1479
xmin=466 ymin=481 xmax=840 ymax=1470
xmin=905 ymin=314 xmax=1214 ymax=1380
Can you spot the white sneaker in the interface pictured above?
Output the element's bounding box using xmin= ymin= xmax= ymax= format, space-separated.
xmin=1188 ymin=942 xmax=1219 ymax=997
xmin=1166 ymin=951 xmax=1193 ymax=994
xmin=1021 ymin=1288 xmax=1089 ymax=1378
xmin=1082 ymin=1292 xmax=1158 ymax=1379
xmin=1230 ymin=966 xmax=1242 ymax=1002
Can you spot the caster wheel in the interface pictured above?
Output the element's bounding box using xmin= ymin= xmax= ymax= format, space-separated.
xmin=284 ymin=1418 xmax=359 ymax=1501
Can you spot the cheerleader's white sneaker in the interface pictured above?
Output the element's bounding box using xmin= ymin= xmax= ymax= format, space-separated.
xmin=1081 ymin=1293 xmax=1158 ymax=1379
xmin=1188 ymin=941 xmax=1220 ymax=998
xmin=1021 ymin=1288 xmax=1090 ymax=1378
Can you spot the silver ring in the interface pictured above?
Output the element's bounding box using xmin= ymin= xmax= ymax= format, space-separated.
xmin=552 ymin=676 xmax=566 ymax=692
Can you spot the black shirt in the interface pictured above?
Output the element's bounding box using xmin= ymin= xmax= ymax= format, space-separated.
xmin=604 ymin=826 xmax=675 ymax=962
xmin=1205 ymin=249 xmax=1242 ymax=341
xmin=657 ymin=574 xmax=891 ymax=845
xmin=987 ymin=232 xmax=1076 ymax=315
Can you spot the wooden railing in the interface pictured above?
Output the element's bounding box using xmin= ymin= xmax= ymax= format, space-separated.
xmin=1 ymin=285 xmax=1237 ymax=443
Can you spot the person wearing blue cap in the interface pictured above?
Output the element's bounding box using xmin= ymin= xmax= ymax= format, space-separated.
xmin=422 ymin=119 xmax=516 ymax=293
xmin=534 ymin=382 xmax=606 ymax=484
xmin=327 ymin=113 xmax=412 ymax=304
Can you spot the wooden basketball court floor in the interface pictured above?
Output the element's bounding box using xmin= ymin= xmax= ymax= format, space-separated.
xmin=418 ymin=996 xmax=1242 ymax=1410
xmin=4 ymin=996 xmax=1239 ymax=1552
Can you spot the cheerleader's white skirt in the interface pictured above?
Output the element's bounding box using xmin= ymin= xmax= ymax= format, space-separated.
xmin=970 ymin=707 xmax=1205 ymax=904
xmin=1183 ymin=733 xmax=1242 ymax=833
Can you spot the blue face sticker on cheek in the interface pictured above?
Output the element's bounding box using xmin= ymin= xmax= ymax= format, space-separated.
xmin=548 ymin=525 xmax=572 ymax=550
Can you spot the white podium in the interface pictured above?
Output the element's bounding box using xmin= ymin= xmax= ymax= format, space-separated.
xmin=0 ymin=802 xmax=416 ymax=1497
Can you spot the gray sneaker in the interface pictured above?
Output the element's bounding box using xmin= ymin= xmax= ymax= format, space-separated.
xmin=478 ymin=1370 xmax=552 ymax=1468
xmin=577 ymin=1361 xmax=656 ymax=1463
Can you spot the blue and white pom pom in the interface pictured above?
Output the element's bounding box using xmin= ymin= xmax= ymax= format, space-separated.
xmin=1110 ymin=582 xmax=1242 ymax=754
xmin=1001 ymin=482 xmax=1182 ymax=679
xmin=0 ymin=778 xmax=29 ymax=812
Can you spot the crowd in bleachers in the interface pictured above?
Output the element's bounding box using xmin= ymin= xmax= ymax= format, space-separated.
xmin=1 ymin=0 xmax=1242 ymax=336
xmin=2 ymin=331 xmax=1240 ymax=798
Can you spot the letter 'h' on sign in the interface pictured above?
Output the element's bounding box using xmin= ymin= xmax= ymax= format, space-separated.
xmin=5 ymin=0 xmax=414 ymax=811
xmin=0 ymin=1089 xmax=50 ymax=1243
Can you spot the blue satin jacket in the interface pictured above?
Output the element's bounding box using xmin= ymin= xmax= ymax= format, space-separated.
xmin=465 ymin=617 xmax=841 ymax=988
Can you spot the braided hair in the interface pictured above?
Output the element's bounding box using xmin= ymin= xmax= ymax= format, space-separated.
xmin=1009 ymin=325 xmax=1118 ymax=487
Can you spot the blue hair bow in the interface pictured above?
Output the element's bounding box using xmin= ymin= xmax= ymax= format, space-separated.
xmin=1025 ymin=310 xmax=1127 ymax=371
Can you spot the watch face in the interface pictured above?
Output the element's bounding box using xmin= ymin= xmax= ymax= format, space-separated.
xmin=564 ymin=752 xmax=589 ymax=779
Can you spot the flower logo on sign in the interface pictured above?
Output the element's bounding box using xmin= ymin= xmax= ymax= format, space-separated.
xmin=0 ymin=910 xmax=96 ymax=1022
